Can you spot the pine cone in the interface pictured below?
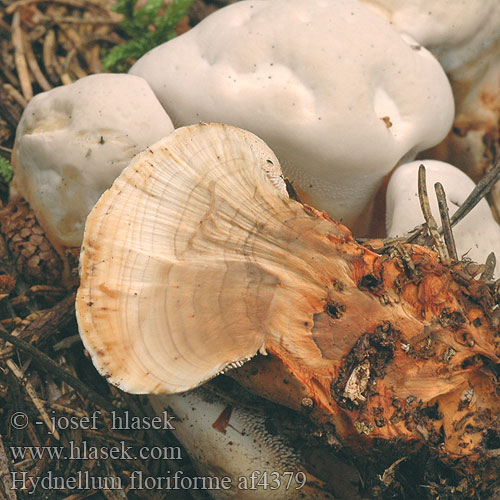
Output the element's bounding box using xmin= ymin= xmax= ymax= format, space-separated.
xmin=0 ymin=200 xmax=63 ymax=284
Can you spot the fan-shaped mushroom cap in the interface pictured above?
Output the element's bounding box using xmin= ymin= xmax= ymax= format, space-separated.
xmin=77 ymin=123 xmax=290 ymax=394
xmin=11 ymin=73 xmax=174 ymax=250
xmin=129 ymin=0 xmax=454 ymax=234
xmin=77 ymin=123 xmax=500 ymax=462
xmin=386 ymin=159 xmax=500 ymax=273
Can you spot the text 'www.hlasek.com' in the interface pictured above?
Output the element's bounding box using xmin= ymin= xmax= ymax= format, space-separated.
xmin=9 ymin=409 xmax=307 ymax=495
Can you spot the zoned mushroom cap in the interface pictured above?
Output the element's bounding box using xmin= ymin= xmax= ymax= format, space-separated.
xmin=11 ymin=73 xmax=174 ymax=249
xmin=77 ymin=123 xmax=291 ymax=394
xmin=76 ymin=124 xmax=500 ymax=461
xmin=386 ymin=159 xmax=500 ymax=272
xmin=129 ymin=0 xmax=454 ymax=233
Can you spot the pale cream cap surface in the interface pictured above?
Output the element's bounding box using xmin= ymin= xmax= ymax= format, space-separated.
xmin=130 ymin=0 xmax=454 ymax=231
xmin=386 ymin=159 xmax=500 ymax=275
xmin=12 ymin=73 xmax=174 ymax=248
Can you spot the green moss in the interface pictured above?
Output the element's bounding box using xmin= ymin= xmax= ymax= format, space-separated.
xmin=0 ymin=156 xmax=13 ymax=184
xmin=102 ymin=0 xmax=194 ymax=72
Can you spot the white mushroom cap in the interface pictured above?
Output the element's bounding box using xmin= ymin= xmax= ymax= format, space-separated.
xmin=361 ymin=0 xmax=500 ymax=180
xmin=11 ymin=73 xmax=174 ymax=249
xmin=360 ymin=0 xmax=500 ymax=72
xmin=129 ymin=0 xmax=454 ymax=233
xmin=386 ymin=159 xmax=500 ymax=274
xmin=150 ymin=388 xmax=336 ymax=499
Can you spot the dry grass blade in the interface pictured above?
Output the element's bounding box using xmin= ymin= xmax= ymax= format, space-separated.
xmin=46 ymin=401 xmax=88 ymax=419
xmin=434 ymin=181 xmax=458 ymax=262
xmin=418 ymin=164 xmax=450 ymax=264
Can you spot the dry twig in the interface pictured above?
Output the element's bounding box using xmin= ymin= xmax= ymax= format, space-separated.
xmin=450 ymin=157 xmax=500 ymax=228
xmin=3 ymin=83 xmax=27 ymax=108
xmin=405 ymin=157 xmax=500 ymax=251
xmin=6 ymin=357 xmax=60 ymax=439
xmin=23 ymin=32 xmax=52 ymax=91
xmin=434 ymin=181 xmax=458 ymax=262
xmin=417 ymin=164 xmax=450 ymax=264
